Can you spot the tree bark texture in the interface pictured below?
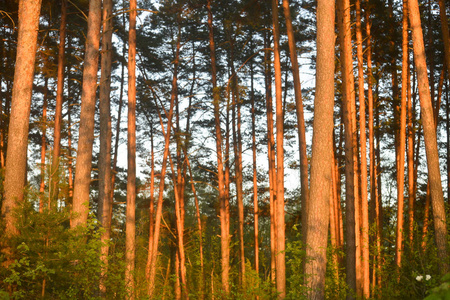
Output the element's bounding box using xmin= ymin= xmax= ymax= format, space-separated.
xmin=337 ymin=0 xmax=360 ymax=295
xmin=303 ymin=0 xmax=335 ymax=297
xmin=126 ymin=0 xmax=137 ymax=297
xmin=99 ymin=0 xmax=113 ymax=294
xmin=71 ymin=0 xmax=102 ymax=228
xmin=271 ymin=0 xmax=286 ymax=296
xmin=2 ymin=0 xmax=42 ymax=241
xmin=408 ymin=0 xmax=450 ymax=274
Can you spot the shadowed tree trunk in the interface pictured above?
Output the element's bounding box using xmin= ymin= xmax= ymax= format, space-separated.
xmin=250 ymin=43 xmax=259 ymax=282
xmin=71 ymin=0 xmax=102 ymax=228
xmin=264 ymin=30 xmax=277 ymax=284
xmin=51 ymin=0 xmax=67 ymax=202
xmin=337 ymin=0 xmax=360 ymax=295
xmin=39 ymin=78 xmax=48 ymax=212
xmin=99 ymin=0 xmax=113 ymax=294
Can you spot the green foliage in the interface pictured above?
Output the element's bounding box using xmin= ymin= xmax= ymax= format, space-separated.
xmin=0 ymin=199 xmax=125 ymax=299
xmin=285 ymin=225 xmax=308 ymax=299
xmin=425 ymin=273 xmax=450 ymax=300
xmin=324 ymin=245 xmax=347 ymax=299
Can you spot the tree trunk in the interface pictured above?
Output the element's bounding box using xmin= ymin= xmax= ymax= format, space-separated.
xmin=272 ymin=0 xmax=286 ymax=296
xmin=2 ymin=0 xmax=42 ymax=246
xmin=355 ymin=0 xmax=369 ymax=295
xmin=51 ymin=0 xmax=67 ymax=202
xmin=407 ymin=59 xmax=415 ymax=245
xmin=145 ymin=122 xmax=155 ymax=283
xmin=39 ymin=78 xmax=48 ymax=212
xmin=250 ymin=46 xmax=259 ymax=281
xmin=395 ymin=0 xmax=408 ymax=270
xmin=303 ymin=0 xmax=335 ymax=296
xmin=447 ymin=80 xmax=450 ymax=209
xmin=206 ymin=0 xmax=229 ymax=293
xmin=111 ymin=9 xmax=127 ymax=203
xmin=147 ymin=30 xmax=179 ymax=300
xmin=408 ymin=0 xmax=450 ymax=274
xmin=172 ymin=22 xmax=188 ymax=298
xmin=67 ymin=71 xmax=74 ymax=211
xmin=71 ymin=0 xmax=102 ymax=228
xmin=99 ymin=0 xmax=113 ymax=294
xmin=126 ymin=0 xmax=137 ymax=297
xmin=282 ymin=0 xmax=310 ymax=240
xmin=264 ymin=30 xmax=277 ymax=284
xmin=337 ymin=0 xmax=360 ymax=295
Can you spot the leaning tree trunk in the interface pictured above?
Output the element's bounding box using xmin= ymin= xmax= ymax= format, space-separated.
xmin=282 ymin=0 xmax=310 ymax=241
xmin=408 ymin=0 xmax=450 ymax=275
xmin=303 ymin=0 xmax=335 ymax=297
xmin=71 ymin=0 xmax=102 ymax=228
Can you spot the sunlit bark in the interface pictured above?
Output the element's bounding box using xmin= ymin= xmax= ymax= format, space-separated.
xmin=206 ymin=0 xmax=229 ymax=293
xmin=2 ymin=0 xmax=42 ymax=246
xmin=304 ymin=0 xmax=335 ymax=295
xmin=395 ymin=0 xmax=408 ymax=270
xmin=355 ymin=0 xmax=369 ymax=295
xmin=125 ymin=0 xmax=137 ymax=297
xmin=271 ymin=0 xmax=286 ymax=296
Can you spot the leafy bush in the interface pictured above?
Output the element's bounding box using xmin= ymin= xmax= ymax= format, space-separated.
xmin=0 ymin=199 xmax=125 ymax=299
